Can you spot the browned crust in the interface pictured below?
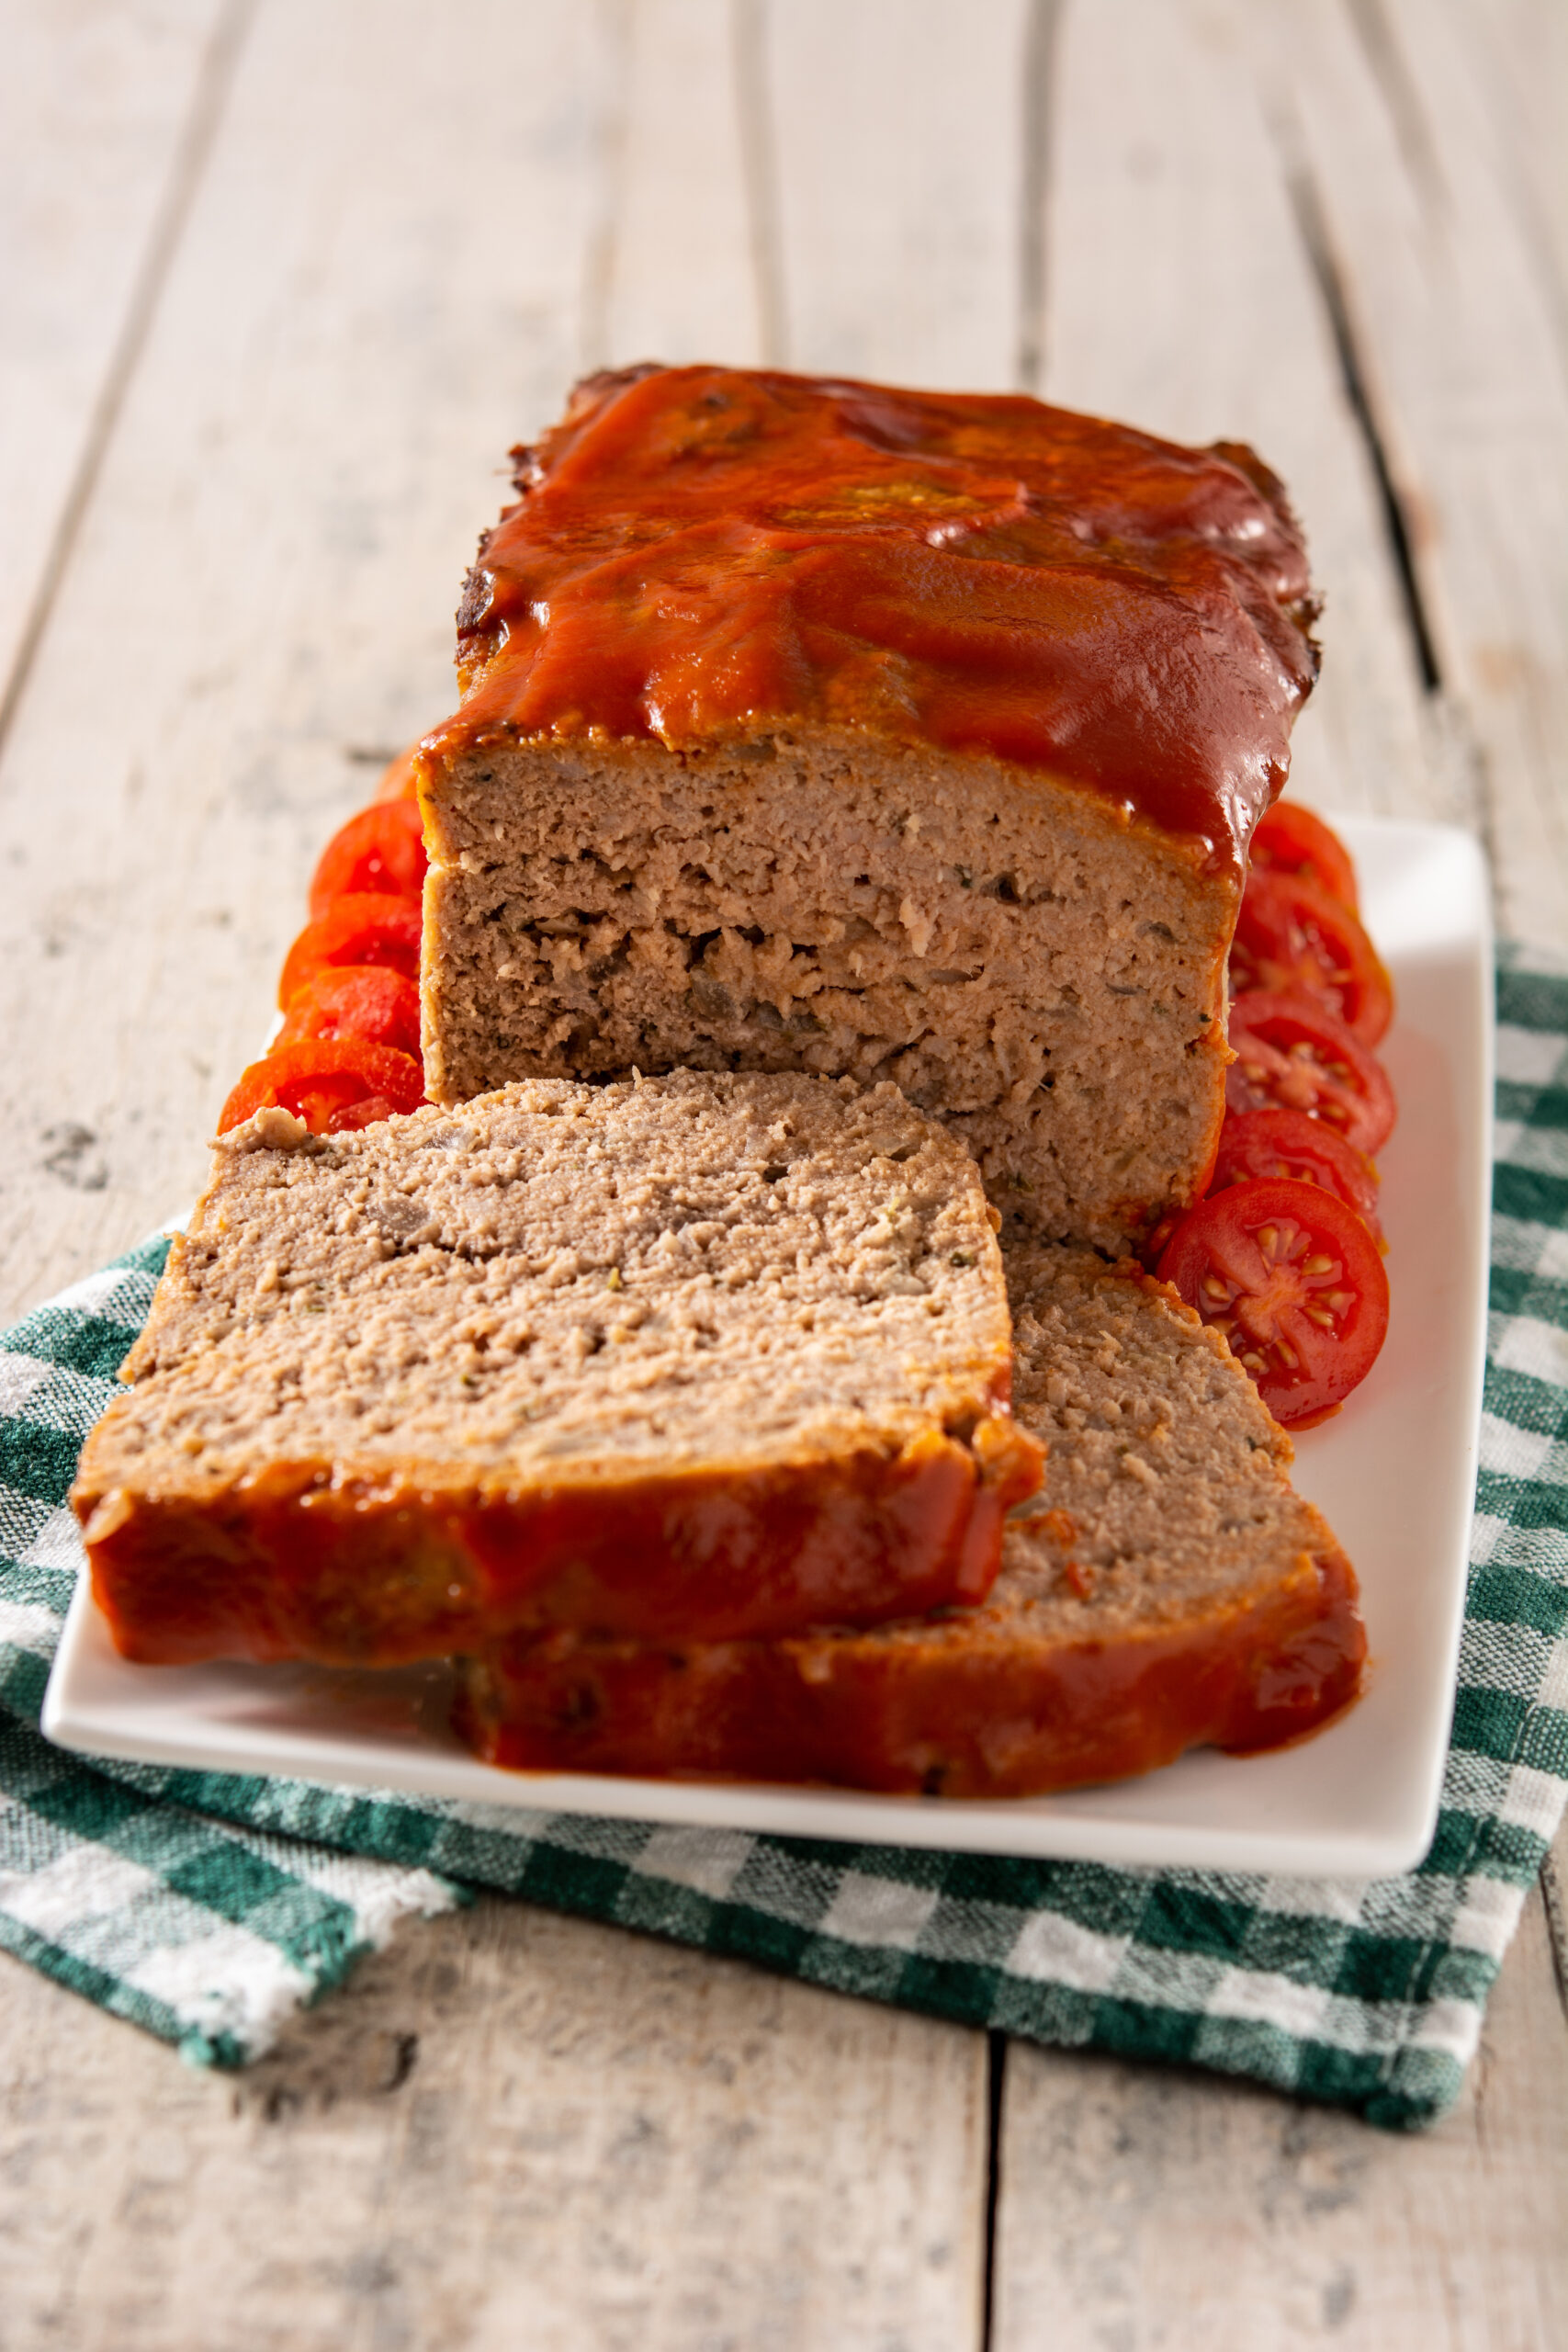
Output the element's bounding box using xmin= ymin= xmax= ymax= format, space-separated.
xmin=456 ymin=1541 xmax=1364 ymax=1796
xmin=73 ymin=1414 xmax=1043 ymax=1668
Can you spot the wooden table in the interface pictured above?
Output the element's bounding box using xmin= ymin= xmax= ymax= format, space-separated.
xmin=2 ymin=3 xmax=1564 ymax=2342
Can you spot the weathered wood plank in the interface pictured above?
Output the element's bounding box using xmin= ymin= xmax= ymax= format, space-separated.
xmin=0 ymin=1902 xmax=987 ymax=2351
xmin=992 ymin=1813 xmax=1568 ymax=2351
xmin=1038 ymin=0 xmax=1441 ymax=827
xmin=0 ymin=0 xmax=614 ymax=1323
xmin=762 ymin=0 xmax=1032 ymax=390
xmin=1251 ymin=0 xmax=1568 ymax=945
xmin=588 ymin=0 xmax=764 ymax=372
xmin=0 ymin=0 xmax=232 ymax=713
xmin=1467 ymin=0 xmax=1568 ymax=328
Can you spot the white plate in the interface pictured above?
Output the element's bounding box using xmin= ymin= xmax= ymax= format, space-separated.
xmin=42 ymin=816 xmax=1492 ymax=1878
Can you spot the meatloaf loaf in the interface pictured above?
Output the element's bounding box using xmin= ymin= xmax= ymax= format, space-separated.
xmin=418 ymin=364 xmax=1321 ymax=1255
xmin=71 ymin=1072 xmax=1042 ymax=1667
xmin=456 ymin=1246 xmax=1365 ymax=1794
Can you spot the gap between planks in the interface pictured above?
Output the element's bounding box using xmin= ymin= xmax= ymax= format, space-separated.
xmin=1273 ymin=150 xmax=1443 ymax=696
xmin=0 ymin=0 xmax=257 ymax=760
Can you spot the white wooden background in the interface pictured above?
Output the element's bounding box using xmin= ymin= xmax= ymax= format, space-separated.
xmin=1 ymin=2 xmax=1564 ymax=2343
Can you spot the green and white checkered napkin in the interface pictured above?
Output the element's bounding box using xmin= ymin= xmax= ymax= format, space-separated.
xmin=3 ymin=950 xmax=1565 ymax=2130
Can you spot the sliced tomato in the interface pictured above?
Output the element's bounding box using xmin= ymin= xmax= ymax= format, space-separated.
xmin=1247 ymin=802 xmax=1359 ymax=910
xmin=1211 ymin=1106 xmax=1382 ymax=1245
xmin=1156 ymin=1177 xmax=1390 ymax=1427
xmin=276 ymin=893 xmax=422 ymax=1008
xmin=327 ymin=1092 xmax=403 ymax=1132
xmin=308 ymin=799 xmax=427 ymax=919
xmin=1139 ymin=1211 xmax=1182 ymax=1271
xmin=277 ymin=965 xmax=422 ymax=1057
xmin=218 ymin=1039 xmax=424 ymax=1136
xmin=1226 ymin=989 xmax=1396 ymax=1158
xmin=1231 ymin=870 xmax=1393 ymax=1045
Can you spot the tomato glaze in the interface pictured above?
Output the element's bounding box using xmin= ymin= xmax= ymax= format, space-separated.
xmin=88 ymin=1419 xmax=1043 ymax=1668
xmin=457 ymin=1547 xmax=1365 ymax=1794
xmin=429 ymin=364 xmax=1321 ymax=876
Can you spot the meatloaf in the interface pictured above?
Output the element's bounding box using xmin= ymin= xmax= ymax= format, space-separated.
xmin=418 ymin=364 xmax=1321 ymax=1254
xmin=71 ymin=1072 xmax=1042 ymax=1667
xmin=456 ymin=1245 xmax=1365 ymax=1794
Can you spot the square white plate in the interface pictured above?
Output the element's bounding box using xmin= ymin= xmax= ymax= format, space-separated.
xmin=42 ymin=816 xmax=1492 ymax=1878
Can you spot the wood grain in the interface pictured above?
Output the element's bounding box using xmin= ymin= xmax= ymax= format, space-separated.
xmin=762 ymin=0 xmax=1032 ymax=390
xmin=1467 ymin=0 xmax=1568 ymax=334
xmin=1253 ymin=0 xmax=1568 ymax=946
xmin=587 ymin=0 xmax=764 ymax=373
xmin=0 ymin=0 xmax=611 ymax=1322
xmin=0 ymin=1902 xmax=987 ymax=2352
xmin=0 ymin=0 xmax=234 ymax=715
xmin=991 ymin=1815 xmax=1568 ymax=2352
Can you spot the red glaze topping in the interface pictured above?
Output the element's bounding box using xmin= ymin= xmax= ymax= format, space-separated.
xmin=456 ymin=1546 xmax=1365 ymax=1795
xmin=83 ymin=1418 xmax=1042 ymax=1668
xmin=432 ymin=364 xmax=1320 ymax=874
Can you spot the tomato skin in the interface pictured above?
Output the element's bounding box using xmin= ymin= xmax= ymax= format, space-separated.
xmin=277 ymin=966 xmax=422 ymax=1057
xmin=1248 ymin=802 xmax=1359 ymax=910
xmin=1231 ymin=869 xmax=1393 ymax=1045
xmin=1156 ymin=1176 xmax=1390 ymax=1427
xmin=1226 ymin=989 xmax=1396 ymax=1157
xmin=1211 ymin=1106 xmax=1382 ymax=1245
xmin=218 ymin=1039 xmax=424 ymax=1136
xmin=373 ymin=745 xmax=421 ymax=802
xmin=276 ymin=893 xmax=422 ymax=1008
xmin=308 ymin=800 xmax=427 ymax=919
xmin=327 ymin=1092 xmax=402 ymax=1132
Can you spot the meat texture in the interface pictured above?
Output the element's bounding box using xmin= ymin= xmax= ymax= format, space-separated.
xmin=72 ymin=1073 xmax=1042 ymax=1666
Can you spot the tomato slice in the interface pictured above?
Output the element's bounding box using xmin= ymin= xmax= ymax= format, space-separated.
xmin=1247 ymin=802 xmax=1359 ymax=910
xmin=276 ymin=894 xmax=422 ymax=1008
xmin=327 ymin=1092 xmax=403 ymax=1132
xmin=219 ymin=1039 xmax=424 ymax=1136
xmin=1231 ymin=870 xmax=1393 ymax=1045
xmin=1226 ymin=989 xmax=1396 ymax=1157
xmin=308 ymin=800 xmax=427 ymax=919
xmin=277 ymin=966 xmax=422 ymax=1057
xmin=1156 ymin=1177 xmax=1390 ymax=1426
xmin=1211 ymin=1106 xmax=1382 ymax=1245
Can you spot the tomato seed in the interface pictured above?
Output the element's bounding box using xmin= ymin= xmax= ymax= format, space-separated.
xmin=1303 ymin=1254 xmax=1335 ymax=1276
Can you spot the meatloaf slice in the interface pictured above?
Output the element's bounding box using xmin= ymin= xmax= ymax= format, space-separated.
xmin=418 ymin=365 xmax=1321 ymax=1255
xmin=72 ymin=1073 xmax=1042 ymax=1667
xmin=456 ymin=1245 xmax=1365 ymax=1794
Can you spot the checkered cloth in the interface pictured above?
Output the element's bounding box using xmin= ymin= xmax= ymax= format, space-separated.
xmin=3 ymin=949 xmax=1564 ymax=2128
